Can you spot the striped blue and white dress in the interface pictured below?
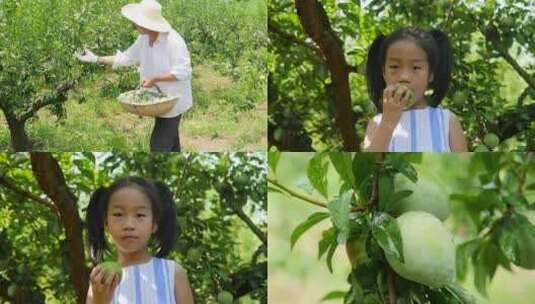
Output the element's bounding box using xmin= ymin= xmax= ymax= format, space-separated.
xmin=112 ymin=257 xmax=177 ymax=304
xmin=371 ymin=107 xmax=451 ymax=152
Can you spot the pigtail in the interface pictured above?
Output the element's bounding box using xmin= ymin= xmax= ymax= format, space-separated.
xmin=366 ymin=33 xmax=387 ymax=112
xmin=153 ymin=181 xmax=177 ymax=258
xmin=87 ymin=187 xmax=109 ymax=263
xmin=428 ymin=29 xmax=453 ymax=106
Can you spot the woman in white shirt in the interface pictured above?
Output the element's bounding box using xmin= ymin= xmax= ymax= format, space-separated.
xmin=76 ymin=0 xmax=192 ymax=152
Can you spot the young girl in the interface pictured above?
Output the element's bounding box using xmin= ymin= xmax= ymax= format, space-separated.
xmin=363 ymin=27 xmax=467 ymax=152
xmin=75 ymin=0 xmax=192 ymax=152
xmin=86 ymin=176 xmax=194 ymax=304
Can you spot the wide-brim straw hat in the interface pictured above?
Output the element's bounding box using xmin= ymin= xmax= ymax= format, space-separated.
xmin=121 ymin=0 xmax=171 ymax=33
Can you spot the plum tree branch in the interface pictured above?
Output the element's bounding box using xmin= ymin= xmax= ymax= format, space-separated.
xmin=294 ymin=0 xmax=359 ymax=150
xmin=0 ymin=175 xmax=60 ymax=216
xmin=269 ymin=20 xmax=324 ymax=59
xmin=233 ymin=206 xmax=267 ymax=245
xmin=267 ymin=177 xmax=327 ymax=208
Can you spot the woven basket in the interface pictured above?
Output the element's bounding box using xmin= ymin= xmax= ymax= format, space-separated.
xmin=117 ymin=85 xmax=179 ymax=117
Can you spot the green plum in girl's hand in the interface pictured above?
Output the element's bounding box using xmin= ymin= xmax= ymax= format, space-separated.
xmin=100 ymin=261 xmax=123 ymax=283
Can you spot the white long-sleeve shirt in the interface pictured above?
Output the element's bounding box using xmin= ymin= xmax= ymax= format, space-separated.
xmin=113 ymin=29 xmax=193 ymax=118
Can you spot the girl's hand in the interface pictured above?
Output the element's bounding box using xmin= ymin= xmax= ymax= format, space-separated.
xmin=140 ymin=77 xmax=156 ymax=88
xmin=88 ymin=265 xmax=120 ymax=304
xmin=381 ymin=84 xmax=406 ymax=126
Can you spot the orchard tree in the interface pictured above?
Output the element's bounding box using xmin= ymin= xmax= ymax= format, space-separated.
xmin=267 ymin=152 xmax=535 ymax=303
xmin=0 ymin=0 xmax=139 ymax=150
xmin=0 ymin=152 xmax=267 ymax=303
xmin=269 ymin=0 xmax=535 ymax=151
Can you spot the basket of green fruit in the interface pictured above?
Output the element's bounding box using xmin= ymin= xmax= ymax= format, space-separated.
xmin=117 ymin=85 xmax=178 ymax=117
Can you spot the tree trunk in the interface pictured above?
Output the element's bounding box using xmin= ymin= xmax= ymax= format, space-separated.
xmin=294 ymin=0 xmax=359 ymax=151
xmin=29 ymin=152 xmax=89 ymax=304
xmin=5 ymin=115 xmax=31 ymax=151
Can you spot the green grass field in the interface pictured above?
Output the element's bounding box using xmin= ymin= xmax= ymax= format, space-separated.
xmin=0 ymin=64 xmax=266 ymax=151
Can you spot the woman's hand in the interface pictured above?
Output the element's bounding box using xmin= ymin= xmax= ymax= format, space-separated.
xmin=75 ymin=49 xmax=99 ymax=63
xmin=140 ymin=77 xmax=156 ymax=88
xmin=87 ymin=265 xmax=120 ymax=304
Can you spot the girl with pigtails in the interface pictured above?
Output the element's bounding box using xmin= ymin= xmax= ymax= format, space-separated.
xmin=363 ymin=27 xmax=468 ymax=152
xmin=85 ymin=176 xmax=194 ymax=304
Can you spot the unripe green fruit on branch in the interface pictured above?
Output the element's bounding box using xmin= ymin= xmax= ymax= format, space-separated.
xmin=483 ymin=133 xmax=499 ymax=149
xmin=217 ymin=290 xmax=234 ymax=304
xmin=100 ymin=261 xmax=122 ymax=283
xmin=393 ymin=176 xmax=450 ymax=221
xmin=385 ymin=211 xmax=455 ymax=288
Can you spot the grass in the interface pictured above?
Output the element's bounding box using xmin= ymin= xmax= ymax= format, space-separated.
xmin=0 ymin=63 xmax=266 ymax=151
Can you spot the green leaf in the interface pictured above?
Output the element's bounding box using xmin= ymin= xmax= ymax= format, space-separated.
xmin=321 ymin=290 xmax=346 ymax=301
xmin=456 ymin=239 xmax=480 ymax=281
xmin=388 ymin=158 xmax=418 ymax=183
xmin=329 ymin=153 xmax=355 ymax=188
xmin=290 ymin=212 xmax=330 ymax=249
xmin=308 ymin=153 xmax=329 ymax=198
xmin=371 ymin=213 xmax=404 ymax=263
xmin=445 ymin=284 xmax=476 ymax=304
xmin=352 ymin=153 xmax=376 ymax=189
xmin=385 ymin=190 xmax=413 ymax=213
xmin=268 ymin=151 xmax=281 ymax=175
xmin=318 ymin=227 xmax=336 ymax=259
xmin=526 ymin=182 xmax=535 ymax=190
xmin=328 ymin=191 xmax=353 ymax=243
xmin=503 ymin=193 xmax=529 ymax=208
xmin=325 ymin=240 xmax=338 ymax=273
xmin=378 ymin=174 xmax=393 ymax=212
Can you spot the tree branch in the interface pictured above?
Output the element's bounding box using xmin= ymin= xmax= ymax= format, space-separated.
xmin=268 ymin=177 xmax=327 ymax=208
xmin=175 ymin=153 xmax=194 ymax=200
xmin=0 ymin=175 xmax=60 ymax=216
xmin=233 ymin=207 xmax=267 ymax=245
xmin=294 ymin=0 xmax=359 ymax=150
xmin=19 ymin=77 xmax=80 ymax=122
xmin=269 ymin=20 xmax=324 ymax=59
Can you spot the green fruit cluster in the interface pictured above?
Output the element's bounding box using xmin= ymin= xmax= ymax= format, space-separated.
xmin=385 ymin=176 xmax=456 ymax=288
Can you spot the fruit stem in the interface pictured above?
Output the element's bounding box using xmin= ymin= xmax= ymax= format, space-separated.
xmin=267 ymin=177 xmax=327 ymax=208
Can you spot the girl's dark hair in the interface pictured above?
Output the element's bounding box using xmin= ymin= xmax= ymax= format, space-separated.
xmin=366 ymin=26 xmax=453 ymax=112
xmin=86 ymin=176 xmax=177 ymax=262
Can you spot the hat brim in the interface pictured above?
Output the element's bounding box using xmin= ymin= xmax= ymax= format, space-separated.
xmin=121 ymin=4 xmax=172 ymax=33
